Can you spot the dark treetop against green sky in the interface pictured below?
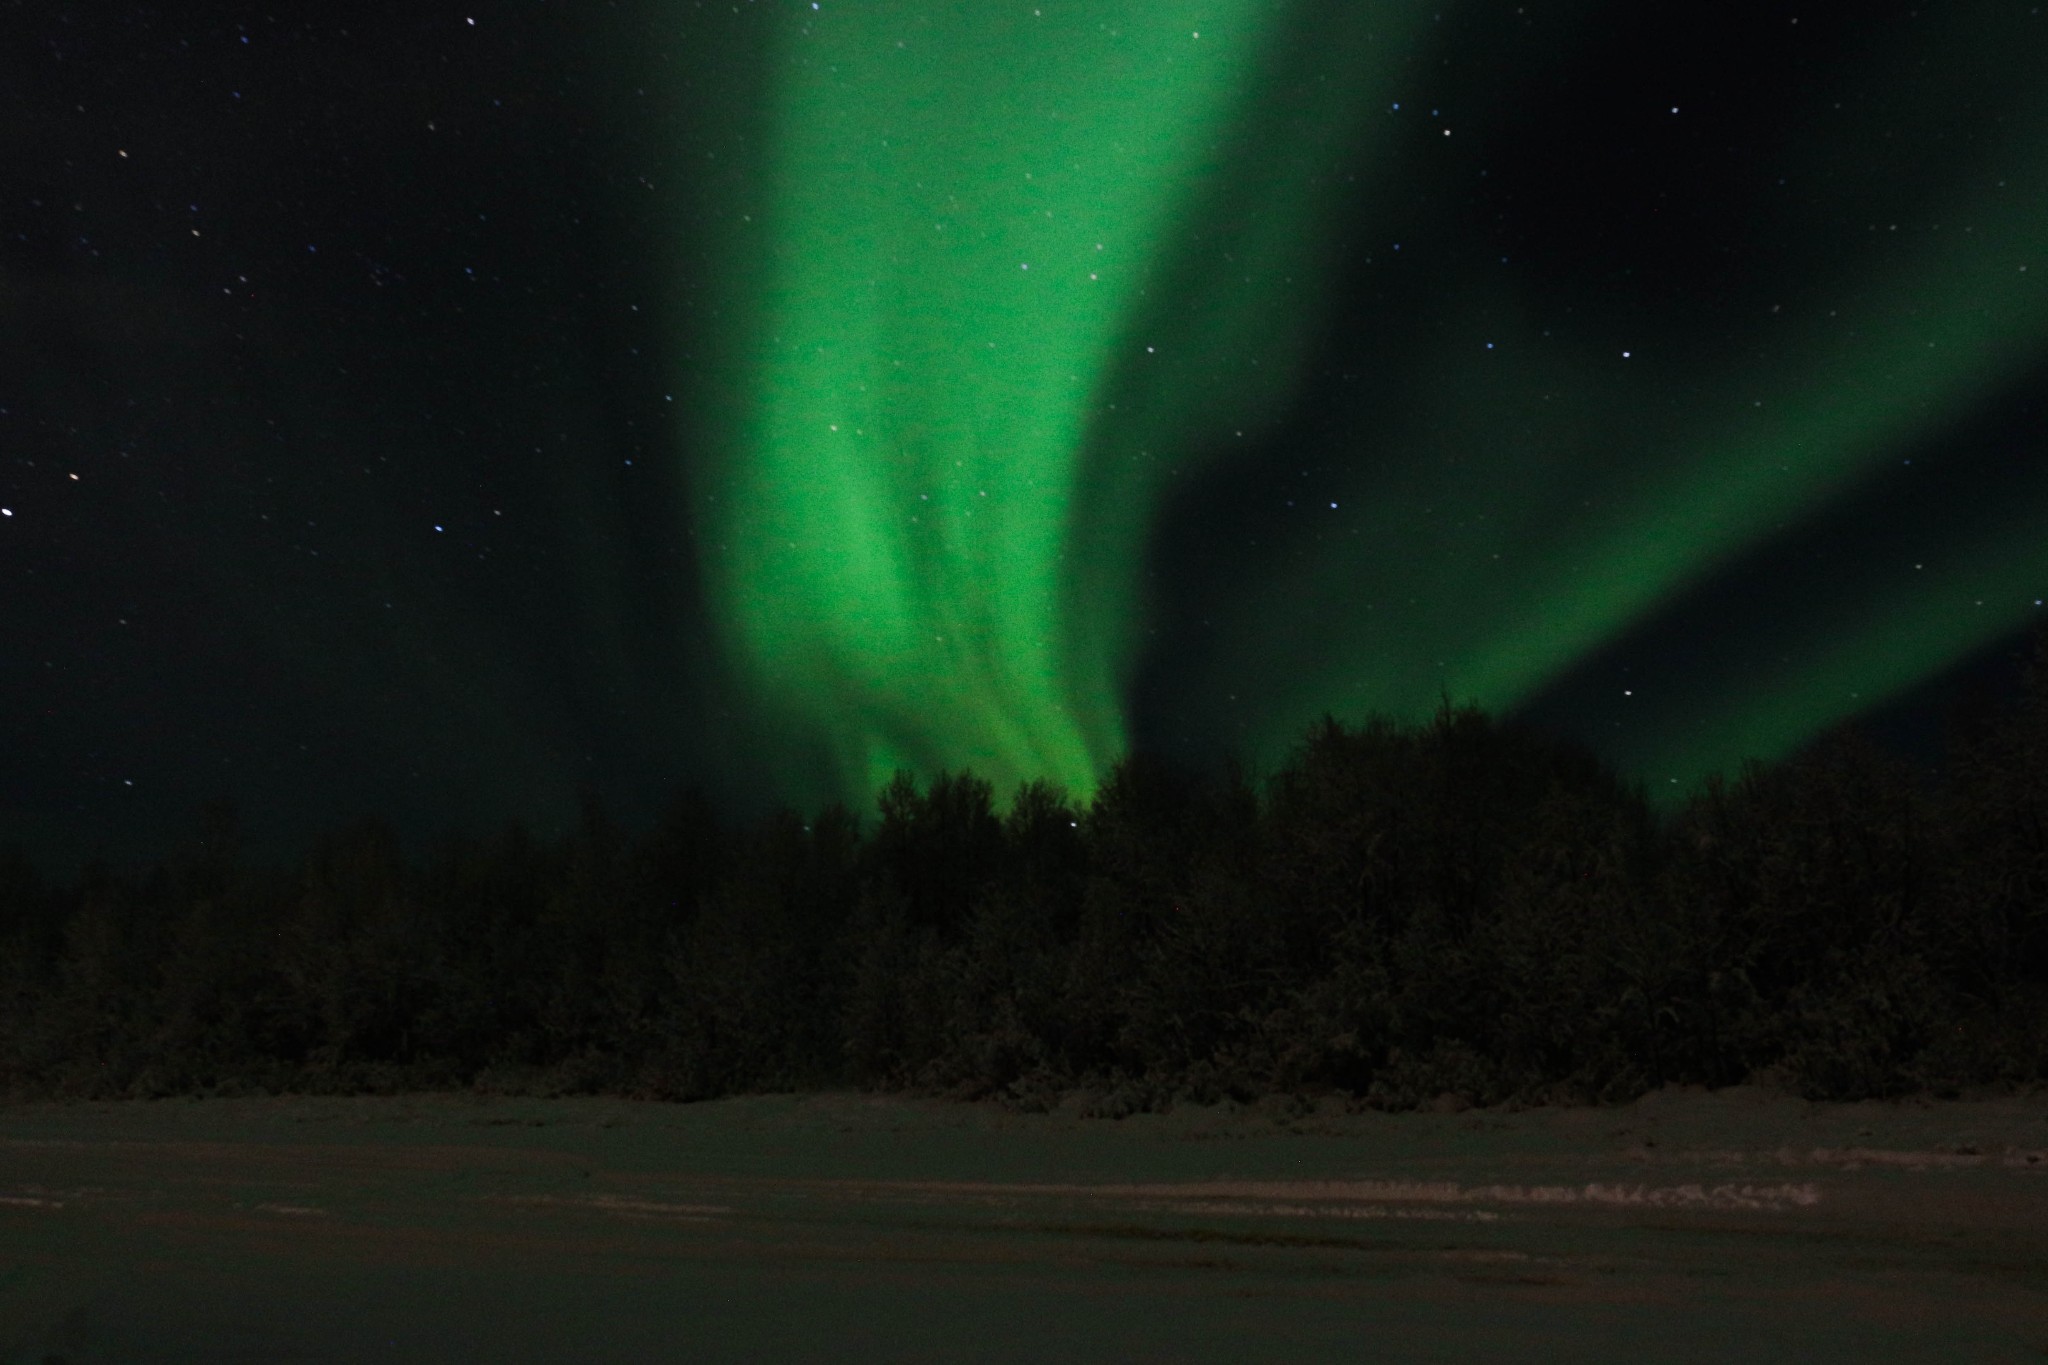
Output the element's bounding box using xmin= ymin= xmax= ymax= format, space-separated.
xmin=4 ymin=0 xmax=2044 ymax=867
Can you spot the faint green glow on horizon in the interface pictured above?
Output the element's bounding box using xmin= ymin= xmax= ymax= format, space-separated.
xmin=683 ymin=0 xmax=2048 ymax=812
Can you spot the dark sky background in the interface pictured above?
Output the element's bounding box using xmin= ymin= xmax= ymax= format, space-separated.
xmin=4 ymin=0 xmax=2043 ymax=873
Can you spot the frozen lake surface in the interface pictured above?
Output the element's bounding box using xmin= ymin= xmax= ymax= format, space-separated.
xmin=4 ymin=1084 xmax=2046 ymax=1362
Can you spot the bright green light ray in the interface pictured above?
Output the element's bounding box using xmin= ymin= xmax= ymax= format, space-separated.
xmin=702 ymin=1 xmax=1422 ymax=806
xmin=713 ymin=1 xmax=1261 ymax=804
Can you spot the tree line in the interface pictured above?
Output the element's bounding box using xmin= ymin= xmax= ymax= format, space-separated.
xmin=3 ymin=633 xmax=2043 ymax=1111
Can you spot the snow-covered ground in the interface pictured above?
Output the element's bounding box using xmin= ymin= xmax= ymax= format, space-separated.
xmin=4 ymin=1084 xmax=2046 ymax=1362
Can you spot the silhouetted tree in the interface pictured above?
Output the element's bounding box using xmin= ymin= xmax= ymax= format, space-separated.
xmin=1663 ymin=724 xmax=1949 ymax=1098
xmin=863 ymin=770 xmax=1004 ymax=937
xmin=1930 ymin=626 xmax=2048 ymax=1082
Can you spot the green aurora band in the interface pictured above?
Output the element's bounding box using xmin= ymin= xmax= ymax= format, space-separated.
xmin=685 ymin=0 xmax=2048 ymax=810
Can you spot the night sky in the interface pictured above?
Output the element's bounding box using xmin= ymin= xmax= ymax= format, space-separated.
xmin=5 ymin=1 xmax=2044 ymax=870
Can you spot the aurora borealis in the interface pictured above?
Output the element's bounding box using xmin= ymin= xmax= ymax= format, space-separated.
xmin=692 ymin=0 xmax=2048 ymax=811
xmin=4 ymin=0 xmax=2045 ymax=862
